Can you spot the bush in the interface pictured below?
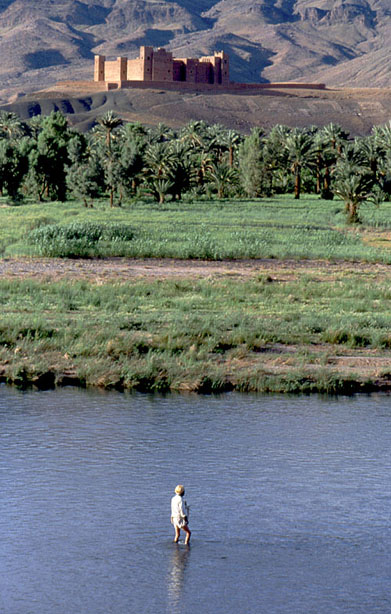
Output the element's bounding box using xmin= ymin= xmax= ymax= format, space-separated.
xmin=28 ymin=221 xmax=136 ymax=257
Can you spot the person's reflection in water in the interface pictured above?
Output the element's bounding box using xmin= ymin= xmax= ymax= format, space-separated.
xmin=167 ymin=545 xmax=190 ymax=614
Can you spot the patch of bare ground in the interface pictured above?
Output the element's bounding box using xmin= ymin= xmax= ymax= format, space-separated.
xmin=1 ymin=255 xmax=391 ymax=281
xmin=228 ymin=345 xmax=391 ymax=388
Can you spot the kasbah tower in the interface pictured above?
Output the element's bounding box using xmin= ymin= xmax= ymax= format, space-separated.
xmin=94 ymin=46 xmax=230 ymax=88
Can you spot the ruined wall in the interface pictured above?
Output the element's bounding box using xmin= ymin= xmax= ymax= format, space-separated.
xmin=103 ymin=80 xmax=326 ymax=92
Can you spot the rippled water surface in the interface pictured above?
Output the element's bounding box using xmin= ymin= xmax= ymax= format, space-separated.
xmin=1 ymin=387 xmax=391 ymax=614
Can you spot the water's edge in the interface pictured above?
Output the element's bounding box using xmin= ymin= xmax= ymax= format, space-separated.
xmin=1 ymin=368 xmax=391 ymax=396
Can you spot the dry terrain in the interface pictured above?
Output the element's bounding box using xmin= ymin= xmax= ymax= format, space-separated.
xmin=3 ymin=82 xmax=391 ymax=135
xmin=0 ymin=0 xmax=391 ymax=103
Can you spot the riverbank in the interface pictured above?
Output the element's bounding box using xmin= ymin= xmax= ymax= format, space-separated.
xmin=2 ymin=257 xmax=391 ymax=394
xmin=2 ymin=196 xmax=391 ymax=395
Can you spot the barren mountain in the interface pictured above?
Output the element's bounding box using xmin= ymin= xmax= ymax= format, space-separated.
xmin=0 ymin=0 xmax=391 ymax=104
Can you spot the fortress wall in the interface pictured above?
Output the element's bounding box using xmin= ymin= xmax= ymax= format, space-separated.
xmin=104 ymin=58 xmax=127 ymax=82
xmin=173 ymin=60 xmax=185 ymax=81
xmin=229 ymin=82 xmax=327 ymax=91
xmin=140 ymin=46 xmax=153 ymax=81
xmin=58 ymin=79 xmax=327 ymax=96
xmin=105 ymin=80 xmax=326 ymax=92
xmin=195 ymin=61 xmax=213 ymax=84
xmin=152 ymin=49 xmax=173 ymax=82
xmin=220 ymin=54 xmax=230 ymax=85
xmin=93 ymin=48 xmax=326 ymax=91
xmin=94 ymin=55 xmax=105 ymax=82
xmin=104 ymin=61 xmax=120 ymax=82
xmin=183 ymin=59 xmax=197 ymax=83
xmin=127 ymin=58 xmax=144 ymax=81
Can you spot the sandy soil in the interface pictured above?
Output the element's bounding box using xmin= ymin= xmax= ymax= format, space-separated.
xmin=1 ymin=256 xmax=390 ymax=281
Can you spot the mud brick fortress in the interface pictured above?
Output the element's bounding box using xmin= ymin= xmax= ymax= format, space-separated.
xmin=94 ymin=46 xmax=230 ymax=88
xmin=92 ymin=46 xmax=325 ymax=91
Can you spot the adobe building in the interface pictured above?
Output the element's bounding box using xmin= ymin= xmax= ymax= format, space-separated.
xmin=94 ymin=46 xmax=230 ymax=88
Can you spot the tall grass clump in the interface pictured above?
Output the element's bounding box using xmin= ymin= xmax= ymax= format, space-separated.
xmin=28 ymin=222 xmax=136 ymax=257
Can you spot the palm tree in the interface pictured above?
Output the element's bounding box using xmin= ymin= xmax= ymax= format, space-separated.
xmin=265 ymin=125 xmax=291 ymax=193
xmin=314 ymin=130 xmax=340 ymax=199
xmin=144 ymin=142 xmax=175 ymax=179
xmin=372 ymin=121 xmax=391 ymax=153
xmin=149 ymin=122 xmax=176 ymax=144
xmin=143 ymin=142 xmax=179 ymax=202
xmin=355 ymin=135 xmax=384 ymax=183
xmin=147 ymin=178 xmax=174 ymax=204
xmin=0 ymin=111 xmax=27 ymax=140
xmin=221 ymin=129 xmax=242 ymax=167
xmin=195 ymin=151 xmax=214 ymax=189
xmin=206 ymin=163 xmax=239 ymax=199
xmin=92 ymin=112 xmax=124 ymax=206
xmin=333 ymin=173 xmax=373 ymax=224
xmin=285 ymin=129 xmax=316 ymax=199
xmin=207 ymin=123 xmax=230 ymax=163
xmin=167 ymin=141 xmax=197 ymax=200
xmin=179 ymin=121 xmax=209 ymax=151
xmin=94 ymin=111 xmax=123 ymax=152
xmin=321 ymin=123 xmax=349 ymax=154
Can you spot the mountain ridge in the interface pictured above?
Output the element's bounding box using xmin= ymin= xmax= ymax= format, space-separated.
xmin=0 ymin=0 xmax=391 ymax=103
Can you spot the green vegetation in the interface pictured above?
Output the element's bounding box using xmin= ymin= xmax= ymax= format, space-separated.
xmin=0 ymin=109 xmax=391 ymax=225
xmin=1 ymin=269 xmax=391 ymax=394
xmin=1 ymin=110 xmax=391 ymax=394
xmin=1 ymin=196 xmax=391 ymax=262
xmin=28 ymin=221 xmax=135 ymax=257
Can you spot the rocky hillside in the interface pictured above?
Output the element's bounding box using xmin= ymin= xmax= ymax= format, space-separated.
xmin=0 ymin=0 xmax=391 ymax=101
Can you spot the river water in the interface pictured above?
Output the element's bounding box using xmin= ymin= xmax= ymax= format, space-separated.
xmin=1 ymin=387 xmax=390 ymax=614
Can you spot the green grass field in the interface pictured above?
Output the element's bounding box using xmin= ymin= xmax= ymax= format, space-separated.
xmin=2 ymin=195 xmax=391 ymax=394
xmin=2 ymin=195 xmax=391 ymax=262
xmin=1 ymin=269 xmax=391 ymax=393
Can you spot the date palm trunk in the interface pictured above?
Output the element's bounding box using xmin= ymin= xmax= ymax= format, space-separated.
xmin=294 ymin=167 xmax=301 ymax=199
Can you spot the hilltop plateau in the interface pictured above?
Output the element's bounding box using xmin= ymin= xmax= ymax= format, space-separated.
xmin=0 ymin=0 xmax=391 ymax=104
xmin=2 ymin=82 xmax=391 ymax=136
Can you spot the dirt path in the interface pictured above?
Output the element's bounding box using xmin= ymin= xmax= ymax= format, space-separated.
xmin=1 ymin=256 xmax=390 ymax=282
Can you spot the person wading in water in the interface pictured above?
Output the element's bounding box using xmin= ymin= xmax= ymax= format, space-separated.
xmin=171 ymin=485 xmax=191 ymax=545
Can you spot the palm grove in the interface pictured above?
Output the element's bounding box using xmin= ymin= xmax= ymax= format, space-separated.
xmin=1 ymin=109 xmax=391 ymax=223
